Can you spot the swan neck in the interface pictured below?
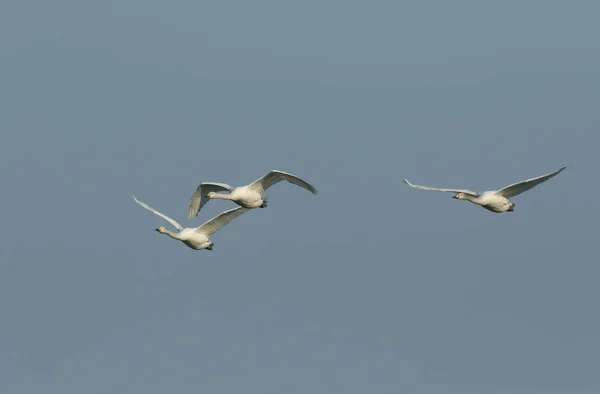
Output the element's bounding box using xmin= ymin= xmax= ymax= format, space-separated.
xmin=163 ymin=229 xmax=183 ymax=240
xmin=464 ymin=194 xmax=483 ymax=205
xmin=211 ymin=193 xmax=233 ymax=200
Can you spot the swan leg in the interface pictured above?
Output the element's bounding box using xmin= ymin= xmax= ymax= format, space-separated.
xmin=260 ymin=199 xmax=268 ymax=208
xmin=508 ymin=203 xmax=515 ymax=212
xmin=206 ymin=244 xmax=214 ymax=251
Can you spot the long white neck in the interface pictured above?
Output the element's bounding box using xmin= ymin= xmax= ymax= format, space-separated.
xmin=464 ymin=194 xmax=482 ymax=205
xmin=162 ymin=229 xmax=184 ymax=240
xmin=210 ymin=193 xmax=235 ymax=201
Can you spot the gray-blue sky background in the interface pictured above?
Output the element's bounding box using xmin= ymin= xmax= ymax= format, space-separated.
xmin=1 ymin=1 xmax=598 ymax=393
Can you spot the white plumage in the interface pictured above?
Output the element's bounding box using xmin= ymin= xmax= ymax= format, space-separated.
xmin=188 ymin=170 xmax=318 ymax=219
xmin=404 ymin=166 xmax=567 ymax=213
xmin=133 ymin=194 xmax=247 ymax=251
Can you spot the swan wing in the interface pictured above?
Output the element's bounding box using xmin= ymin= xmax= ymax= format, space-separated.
xmin=247 ymin=170 xmax=319 ymax=194
xmin=133 ymin=194 xmax=184 ymax=231
xmin=196 ymin=206 xmax=248 ymax=236
xmin=495 ymin=166 xmax=567 ymax=198
xmin=188 ymin=182 xmax=234 ymax=219
xmin=403 ymin=179 xmax=478 ymax=196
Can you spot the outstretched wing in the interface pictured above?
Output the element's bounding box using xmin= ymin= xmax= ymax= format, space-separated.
xmin=187 ymin=182 xmax=233 ymax=219
xmin=403 ymin=179 xmax=478 ymax=196
xmin=196 ymin=206 xmax=248 ymax=236
xmin=247 ymin=170 xmax=319 ymax=195
xmin=133 ymin=194 xmax=184 ymax=231
xmin=495 ymin=166 xmax=567 ymax=198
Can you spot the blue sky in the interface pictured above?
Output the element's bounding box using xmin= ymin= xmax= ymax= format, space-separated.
xmin=1 ymin=1 xmax=599 ymax=393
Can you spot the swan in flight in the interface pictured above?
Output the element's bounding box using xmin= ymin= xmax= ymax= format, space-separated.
xmin=188 ymin=170 xmax=318 ymax=219
xmin=403 ymin=166 xmax=567 ymax=213
xmin=133 ymin=194 xmax=247 ymax=251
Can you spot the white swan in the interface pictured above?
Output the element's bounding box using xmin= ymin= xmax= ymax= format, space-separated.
xmin=403 ymin=166 xmax=567 ymax=213
xmin=133 ymin=194 xmax=247 ymax=251
xmin=188 ymin=170 xmax=318 ymax=219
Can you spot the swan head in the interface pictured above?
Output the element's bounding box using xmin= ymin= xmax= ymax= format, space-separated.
xmin=155 ymin=226 xmax=167 ymax=233
xmin=453 ymin=193 xmax=466 ymax=200
xmin=207 ymin=192 xmax=217 ymax=198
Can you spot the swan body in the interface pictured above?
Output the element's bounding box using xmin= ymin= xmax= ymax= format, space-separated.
xmin=404 ymin=166 xmax=567 ymax=213
xmin=133 ymin=194 xmax=247 ymax=251
xmin=188 ymin=170 xmax=318 ymax=219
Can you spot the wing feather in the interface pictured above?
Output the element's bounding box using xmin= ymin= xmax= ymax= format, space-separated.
xmin=495 ymin=166 xmax=567 ymax=198
xmin=133 ymin=194 xmax=184 ymax=231
xmin=196 ymin=206 xmax=248 ymax=236
xmin=188 ymin=182 xmax=233 ymax=219
xmin=248 ymin=170 xmax=319 ymax=195
xmin=403 ymin=179 xmax=478 ymax=196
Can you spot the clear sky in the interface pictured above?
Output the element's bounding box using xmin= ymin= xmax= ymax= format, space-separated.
xmin=1 ymin=1 xmax=599 ymax=393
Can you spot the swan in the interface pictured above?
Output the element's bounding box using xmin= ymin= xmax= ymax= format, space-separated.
xmin=403 ymin=166 xmax=567 ymax=213
xmin=188 ymin=170 xmax=318 ymax=219
xmin=133 ymin=194 xmax=247 ymax=251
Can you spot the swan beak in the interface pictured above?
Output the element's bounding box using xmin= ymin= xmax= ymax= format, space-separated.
xmin=452 ymin=195 xmax=459 ymax=199
xmin=154 ymin=228 xmax=160 ymax=232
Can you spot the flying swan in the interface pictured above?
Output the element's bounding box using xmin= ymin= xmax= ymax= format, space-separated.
xmin=133 ymin=194 xmax=247 ymax=250
xmin=188 ymin=170 xmax=318 ymax=219
xmin=403 ymin=166 xmax=567 ymax=213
